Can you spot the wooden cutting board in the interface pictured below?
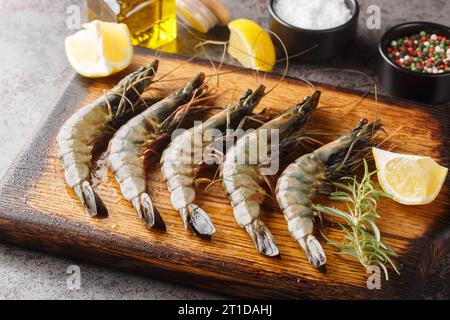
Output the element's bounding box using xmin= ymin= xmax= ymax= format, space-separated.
xmin=0 ymin=50 xmax=448 ymax=299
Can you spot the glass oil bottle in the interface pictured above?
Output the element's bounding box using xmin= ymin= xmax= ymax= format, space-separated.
xmin=87 ymin=0 xmax=177 ymax=49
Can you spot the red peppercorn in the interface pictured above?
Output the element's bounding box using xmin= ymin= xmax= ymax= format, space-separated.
xmin=407 ymin=47 xmax=413 ymax=53
xmin=429 ymin=47 xmax=435 ymax=53
xmin=421 ymin=36 xmax=427 ymax=41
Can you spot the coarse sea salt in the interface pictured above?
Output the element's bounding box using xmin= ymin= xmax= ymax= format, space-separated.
xmin=274 ymin=0 xmax=352 ymax=30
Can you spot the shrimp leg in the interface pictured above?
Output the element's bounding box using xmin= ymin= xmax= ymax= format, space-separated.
xmin=56 ymin=60 xmax=159 ymax=217
xmin=107 ymin=73 xmax=207 ymax=230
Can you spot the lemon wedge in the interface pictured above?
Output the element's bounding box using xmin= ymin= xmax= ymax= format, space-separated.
xmin=372 ymin=147 xmax=448 ymax=205
xmin=65 ymin=20 xmax=133 ymax=78
xmin=227 ymin=19 xmax=276 ymax=72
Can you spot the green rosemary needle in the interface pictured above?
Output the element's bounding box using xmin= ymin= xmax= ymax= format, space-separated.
xmin=314 ymin=159 xmax=400 ymax=280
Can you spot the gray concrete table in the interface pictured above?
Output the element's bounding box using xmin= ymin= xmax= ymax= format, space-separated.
xmin=0 ymin=0 xmax=448 ymax=299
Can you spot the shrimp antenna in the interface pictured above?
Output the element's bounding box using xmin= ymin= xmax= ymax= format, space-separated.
xmin=376 ymin=125 xmax=403 ymax=149
xmin=267 ymin=37 xmax=321 ymax=95
xmin=199 ymin=45 xmax=219 ymax=87
xmin=262 ymin=31 xmax=321 ymax=96
xmin=154 ymin=54 xmax=199 ymax=83
xmin=315 ymin=68 xmax=374 ymax=111
xmin=249 ymin=29 xmax=265 ymax=85
xmin=276 ymin=43 xmax=319 ymax=62
xmin=194 ymin=40 xmax=227 ymax=88
xmin=262 ymin=29 xmax=289 ymax=96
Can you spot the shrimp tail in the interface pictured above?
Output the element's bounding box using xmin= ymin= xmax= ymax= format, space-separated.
xmin=298 ymin=235 xmax=326 ymax=271
xmin=132 ymin=193 xmax=166 ymax=231
xmin=186 ymin=204 xmax=216 ymax=237
xmin=179 ymin=207 xmax=190 ymax=231
xmin=73 ymin=181 xmax=108 ymax=217
xmin=245 ymin=219 xmax=279 ymax=257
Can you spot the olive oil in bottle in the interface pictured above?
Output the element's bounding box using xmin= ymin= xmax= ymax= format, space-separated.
xmin=87 ymin=0 xmax=177 ymax=49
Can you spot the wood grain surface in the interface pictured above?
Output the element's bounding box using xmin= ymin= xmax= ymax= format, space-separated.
xmin=0 ymin=50 xmax=448 ymax=299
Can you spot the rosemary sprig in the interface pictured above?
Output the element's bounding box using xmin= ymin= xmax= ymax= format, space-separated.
xmin=314 ymin=159 xmax=400 ymax=280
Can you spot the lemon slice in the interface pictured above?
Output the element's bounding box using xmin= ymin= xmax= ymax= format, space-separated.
xmin=372 ymin=147 xmax=448 ymax=205
xmin=65 ymin=20 xmax=133 ymax=78
xmin=227 ymin=19 xmax=276 ymax=72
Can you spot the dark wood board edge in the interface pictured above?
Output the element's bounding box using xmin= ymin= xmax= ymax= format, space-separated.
xmin=0 ymin=49 xmax=448 ymax=299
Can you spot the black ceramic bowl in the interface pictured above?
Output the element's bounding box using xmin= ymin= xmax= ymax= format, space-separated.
xmin=377 ymin=22 xmax=450 ymax=105
xmin=268 ymin=0 xmax=359 ymax=61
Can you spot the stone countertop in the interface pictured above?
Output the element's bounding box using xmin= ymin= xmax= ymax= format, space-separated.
xmin=0 ymin=0 xmax=448 ymax=299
